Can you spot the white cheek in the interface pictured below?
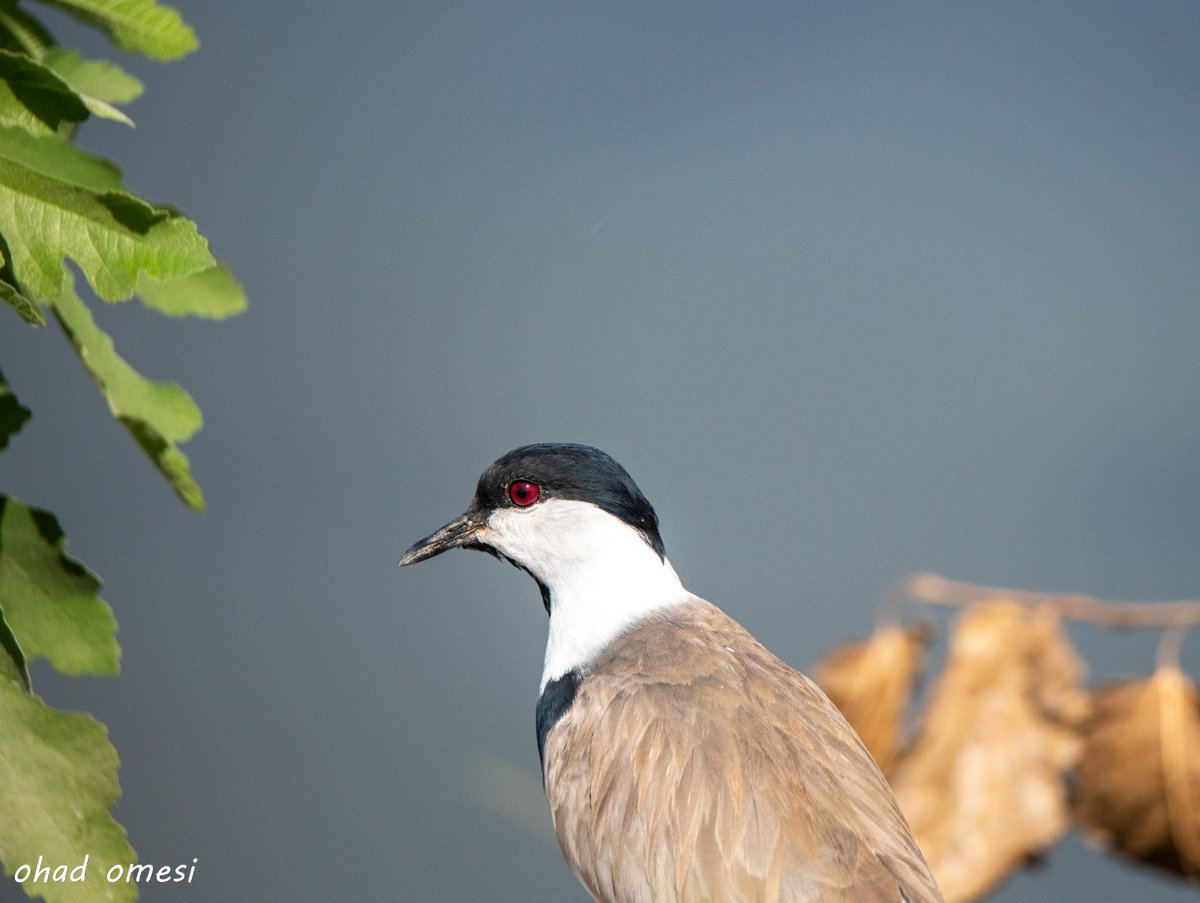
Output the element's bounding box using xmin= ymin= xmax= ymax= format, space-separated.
xmin=485 ymin=500 xmax=623 ymax=579
xmin=482 ymin=498 xmax=690 ymax=689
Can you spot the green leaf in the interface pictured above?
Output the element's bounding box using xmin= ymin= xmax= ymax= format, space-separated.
xmin=137 ymin=262 xmax=246 ymax=319
xmin=0 ymin=365 xmax=31 ymax=448
xmin=0 ymin=605 xmax=30 ymax=691
xmin=0 ymin=275 xmax=41 ymax=324
xmin=0 ymin=229 xmax=44 ymax=324
xmin=0 ymin=81 xmax=55 ymax=136
xmin=82 ymin=94 xmax=132 ymax=126
xmin=0 ymin=5 xmax=55 ymax=58
xmin=41 ymin=0 xmax=197 ymax=61
xmin=51 ymin=275 xmax=206 ymax=510
xmin=0 ymin=677 xmax=137 ymax=903
xmin=0 ymin=496 xmax=119 ymax=675
xmin=41 ymin=49 xmax=139 ymax=126
xmin=43 ymin=48 xmax=144 ymax=104
xmin=0 ymin=122 xmax=122 ymax=192
xmin=0 ymin=152 xmax=215 ymax=301
xmin=0 ymin=45 xmax=135 ymax=128
xmin=0 ymin=48 xmax=90 ymax=134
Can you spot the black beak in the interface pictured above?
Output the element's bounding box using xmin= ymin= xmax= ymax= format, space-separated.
xmin=399 ymin=509 xmax=487 ymax=566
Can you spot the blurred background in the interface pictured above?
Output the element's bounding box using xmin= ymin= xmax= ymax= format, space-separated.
xmin=2 ymin=1 xmax=1198 ymax=900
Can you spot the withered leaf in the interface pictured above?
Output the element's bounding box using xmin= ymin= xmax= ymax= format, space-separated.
xmin=812 ymin=623 xmax=929 ymax=771
xmin=888 ymin=601 xmax=1089 ymax=903
xmin=1075 ymin=665 xmax=1200 ymax=879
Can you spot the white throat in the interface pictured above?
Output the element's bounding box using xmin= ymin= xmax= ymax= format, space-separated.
xmin=483 ymin=498 xmax=690 ymax=691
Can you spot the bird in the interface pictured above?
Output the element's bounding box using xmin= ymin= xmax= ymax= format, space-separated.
xmin=400 ymin=443 xmax=942 ymax=903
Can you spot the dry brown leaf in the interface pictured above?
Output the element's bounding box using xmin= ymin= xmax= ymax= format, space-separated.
xmin=888 ymin=601 xmax=1089 ymax=903
xmin=1075 ymin=665 xmax=1200 ymax=878
xmin=812 ymin=622 xmax=929 ymax=771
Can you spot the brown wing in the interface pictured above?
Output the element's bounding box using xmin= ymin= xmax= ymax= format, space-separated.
xmin=543 ymin=598 xmax=942 ymax=903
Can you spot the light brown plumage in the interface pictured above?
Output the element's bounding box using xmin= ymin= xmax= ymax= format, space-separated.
xmin=543 ymin=597 xmax=942 ymax=903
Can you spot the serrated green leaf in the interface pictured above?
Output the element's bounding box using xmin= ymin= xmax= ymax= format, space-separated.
xmin=0 ymin=677 xmax=137 ymax=903
xmin=0 ymin=122 xmax=121 ymax=191
xmin=136 ymin=263 xmax=246 ymax=319
xmin=0 ymin=605 xmax=30 ymax=691
xmin=51 ymin=275 xmax=206 ymax=510
xmin=0 ymin=496 xmax=119 ymax=675
xmin=41 ymin=0 xmax=196 ymax=61
xmin=43 ymin=48 xmax=143 ymax=104
xmin=0 ymin=6 xmax=55 ymax=58
xmin=0 ymin=366 xmax=31 ymax=448
xmin=0 ymin=152 xmax=214 ymax=301
xmin=0 ymin=275 xmax=42 ymax=324
xmin=0 ymin=48 xmax=89 ymax=134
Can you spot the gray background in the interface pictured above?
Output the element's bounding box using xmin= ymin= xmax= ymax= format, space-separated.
xmin=3 ymin=1 xmax=1199 ymax=900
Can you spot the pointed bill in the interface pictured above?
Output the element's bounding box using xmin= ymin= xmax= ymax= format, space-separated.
xmin=400 ymin=510 xmax=486 ymax=566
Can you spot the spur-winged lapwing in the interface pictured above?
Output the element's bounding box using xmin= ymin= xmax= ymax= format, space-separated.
xmin=401 ymin=443 xmax=942 ymax=902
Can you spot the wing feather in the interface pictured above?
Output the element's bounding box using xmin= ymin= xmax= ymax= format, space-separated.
xmin=544 ymin=598 xmax=942 ymax=903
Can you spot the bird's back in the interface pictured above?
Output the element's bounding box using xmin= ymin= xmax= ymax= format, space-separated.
xmin=542 ymin=597 xmax=942 ymax=903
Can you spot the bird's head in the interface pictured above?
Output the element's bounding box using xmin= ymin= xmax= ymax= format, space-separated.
xmin=400 ymin=443 xmax=669 ymax=612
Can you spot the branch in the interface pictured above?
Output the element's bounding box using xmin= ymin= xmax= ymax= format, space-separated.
xmin=898 ymin=572 xmax=1200 ymax=630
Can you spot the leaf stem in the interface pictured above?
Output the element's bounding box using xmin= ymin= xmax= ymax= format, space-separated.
xmin=898 ymin=572 xmax=1200 ymax=629
xmin=1156 ymin=624 xmax=1194 ymax=670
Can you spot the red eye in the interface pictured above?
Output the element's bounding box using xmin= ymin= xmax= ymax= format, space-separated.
xmin=509 ymin=481 xmax=540 ymax=507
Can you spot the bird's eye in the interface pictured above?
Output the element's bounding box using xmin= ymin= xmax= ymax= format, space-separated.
xmin=509 ymin=481 xmax=540 ymax=507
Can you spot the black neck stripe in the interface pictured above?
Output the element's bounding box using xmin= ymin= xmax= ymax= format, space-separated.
xmin=535 ymin=670 xmax=580 ymax=777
